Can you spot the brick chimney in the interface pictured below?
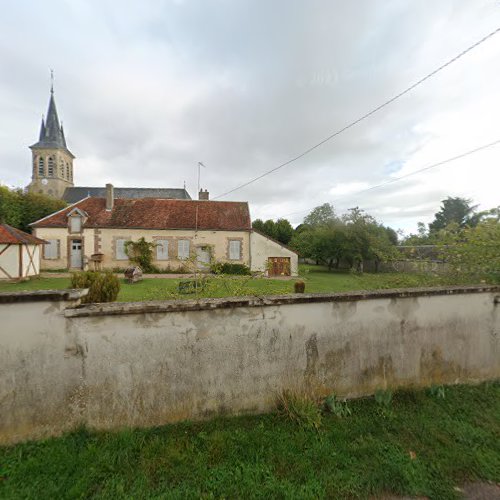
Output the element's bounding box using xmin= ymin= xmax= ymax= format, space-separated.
xmin=106 ymin=183 xmax=114 ymax=210
xmin=198 ymin=188 xmax=209 ymax=201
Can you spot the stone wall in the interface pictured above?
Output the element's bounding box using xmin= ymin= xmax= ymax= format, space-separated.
xmin=1 ymin=285 xmax=499 ymax=444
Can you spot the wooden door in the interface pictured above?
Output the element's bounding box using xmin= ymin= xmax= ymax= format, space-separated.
xmin=268 ymin=257 xmax=291 ymax=276
xmin=70 ymin=239 xmax=83 ymax=269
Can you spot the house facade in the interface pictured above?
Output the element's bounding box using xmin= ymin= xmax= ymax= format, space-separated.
xmin=31 ymin=185 xmax=298 ymax=276
xmin=0 ymin=224 xmax=46 ymax=280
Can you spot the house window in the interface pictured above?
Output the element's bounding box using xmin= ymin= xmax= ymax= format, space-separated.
xmin=38 ymin=157 xmax=44 ymax=176
xmin=47 ymin=157 xmax=55 ymax=176
xmin=229 ymin=240 xmax=241 ymax=260
xmin=177 ymin=239 xmax=190 ymax=260
xmin=115 ymin=238 xmax=129 ymax=260
xmin=156 ymin=239 xmax=169 ymax=260
xmin=70 ymin=216 xmax=82 ymax=233
xmin=43 ymin=239 xmax=59 ymax=259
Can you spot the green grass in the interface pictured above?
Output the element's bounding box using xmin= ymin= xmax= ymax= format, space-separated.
xmin=1 ymin=382 xmax=498 ymax=499
xmin=0 ymin=265 xmax=483 ymax=302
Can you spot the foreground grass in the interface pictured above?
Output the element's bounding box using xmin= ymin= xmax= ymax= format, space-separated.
xmin=0 ymin=383 xmax=498 ymax=499
xmin=0 ymin=265 xmax=482 ymax=302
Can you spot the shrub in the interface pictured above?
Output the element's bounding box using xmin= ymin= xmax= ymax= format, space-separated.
xmin=124 ymin=238 xmax=159 ymax=273
xmin=210 ymin=262 xmax=251 ymax=276
xmin=276 ymin=389 xmax=322 ymax=431
xmin=294 ymin=280 xmax=305 ymax=293
xmin=323 ymin=394 xmax=351 ymax=418
xmin=71 ymin=270 xmax=121 ymax=304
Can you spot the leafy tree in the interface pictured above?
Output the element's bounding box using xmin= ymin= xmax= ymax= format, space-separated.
xmin=274 ymin=218 xmax=294 ymax=244
xmin=252 ymin=217 xmax=294 ymax=244
xmin=438 ymin=214 xmax=500 ymax=283
xmin=429 ymin=197 xmax=478 ymax=233
xmin=0 ymin=185 xmax=66 ymax=232
xmin=303 ymin=203 xmax=337 ymax=227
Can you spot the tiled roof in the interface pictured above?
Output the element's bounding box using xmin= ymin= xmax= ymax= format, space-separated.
xmin=62 ymin=187 xmax=191 ymax=203
xmin=32 ymin=197 xmax=252 ymax=231
xmin=0 ymin=224 xmax=46 ymax=245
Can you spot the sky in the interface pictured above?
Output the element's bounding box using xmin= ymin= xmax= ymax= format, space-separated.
xmin=0 ymin=0 xmax=499 ymax=234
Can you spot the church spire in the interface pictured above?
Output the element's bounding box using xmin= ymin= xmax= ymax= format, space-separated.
xmin=30 ymin=76 xmax=72 ymax=153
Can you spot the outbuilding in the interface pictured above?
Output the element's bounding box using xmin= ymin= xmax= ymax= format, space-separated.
xmin=0 ymin=223 xmax=46 ymax=280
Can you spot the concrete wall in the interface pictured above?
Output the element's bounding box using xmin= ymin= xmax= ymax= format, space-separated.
xmin=1 ymin=285 xmax=499 ymax=444
xmin=34 ymin=227 xmax=251 ymax=271
xmin=250 ymin=231 xmax=298 ymax=276
xmin=0 ymin=244 xmax=41 ymax=280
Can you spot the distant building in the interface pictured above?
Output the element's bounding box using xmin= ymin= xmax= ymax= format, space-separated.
xmin=26 ymin=84 xmax=190 ymax=202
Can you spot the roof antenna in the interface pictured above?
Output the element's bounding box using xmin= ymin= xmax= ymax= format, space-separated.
xmin=50 ymin=69 xmax=54 ymax=94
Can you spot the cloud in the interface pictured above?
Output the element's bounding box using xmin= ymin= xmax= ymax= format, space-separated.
xmin=1 ymin=0 xmax=499 ymax=233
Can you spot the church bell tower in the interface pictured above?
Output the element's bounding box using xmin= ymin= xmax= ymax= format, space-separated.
xmin=27 ymin=77 xmax=75 ymax=199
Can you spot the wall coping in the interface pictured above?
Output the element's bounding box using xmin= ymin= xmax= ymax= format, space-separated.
xmin=0 ymin=288 xmax=88 ymax=304
xmin=64 ymin=285 xmax=500 ymax=318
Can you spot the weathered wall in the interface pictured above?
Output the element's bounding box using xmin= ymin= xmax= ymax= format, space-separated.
xmin=1 ymin=286 xmax=499 ymax=444
xmin=250 ymin=231 xmax=298 ymax=276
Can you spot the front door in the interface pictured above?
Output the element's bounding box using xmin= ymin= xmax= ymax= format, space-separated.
xmin=196 ymin=246 xmax=210 ymax=270
xmin=70 ymin=239 xmax=83 ymax=269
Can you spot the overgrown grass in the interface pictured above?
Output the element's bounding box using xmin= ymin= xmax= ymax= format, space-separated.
xmin=0 ymin=383 xmax=498 ymax=499
xmin=0 ymin=265 xmax=489 ymax=302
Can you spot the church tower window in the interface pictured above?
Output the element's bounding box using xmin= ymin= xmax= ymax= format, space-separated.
xmin=59 ymin=159 xmax=65 ymax=178
xmin=48 ymin=157 xmax=55 ymax=176
xmin=38 ymin=157 xmax=45 ymax=176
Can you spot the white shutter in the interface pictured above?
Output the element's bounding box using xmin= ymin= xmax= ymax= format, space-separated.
xmin=44 ymin=239 xmax=58 ymax=259
xmin=156 ymin=239 xmax=169 ymax=260
xmin=177 ymin=239 xmax=190 ymax=259
xmin=70 ymin=216 xmax=82 ymax=233
xmin=229 ymin=240 xmax=241 ymax=260
xmin=116 ymin=239 xmax=128 ymax=260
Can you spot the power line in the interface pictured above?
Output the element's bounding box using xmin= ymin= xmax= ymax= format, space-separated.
xmin=278 ymin=138 xmax=500 ymax=220
xmin=213 ymin=27 xmax=500 ymax=200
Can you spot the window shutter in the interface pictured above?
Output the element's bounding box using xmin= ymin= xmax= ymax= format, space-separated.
xmin=156 ymin=240 xmax=169 ymax=260
xmin=44 ymin=239 xmax=59 ymax=259
xmin=70 ymin=216 xmax=82 ymax=233
xmin=229 ymin=240 xmax=241 ymax=260
xmin=116 ymin=239 xmax=128 ymax=260
xmin=178 ymin=239 xmax=190 ymax=259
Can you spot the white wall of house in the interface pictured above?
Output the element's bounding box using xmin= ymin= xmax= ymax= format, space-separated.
xmin=0 ymin=244 xmax=40 ymax=279
xmin=250 ymin=231 xmax=298 ymax=276
xmin=34 ymin=227 xmax=251 ymax=271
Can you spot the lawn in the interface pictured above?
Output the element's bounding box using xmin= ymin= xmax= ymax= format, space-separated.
xmin=0 ymin=382 xmax=498 ymax=499
xmin=0 ymin=265 xmax=480 ymax=302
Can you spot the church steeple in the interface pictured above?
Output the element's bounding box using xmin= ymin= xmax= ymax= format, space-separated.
xmin=27 ymin=75 xmax=75 ymax=199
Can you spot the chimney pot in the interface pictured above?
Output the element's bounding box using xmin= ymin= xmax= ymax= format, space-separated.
xmin=199 ymin=188 xmax=209 ymax=201
xmin=106 ymin=183 xmax=114 ymax=210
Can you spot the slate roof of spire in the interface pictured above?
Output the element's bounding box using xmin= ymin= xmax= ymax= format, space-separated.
xmin=30 ymin=89 xmax=74 ymax=157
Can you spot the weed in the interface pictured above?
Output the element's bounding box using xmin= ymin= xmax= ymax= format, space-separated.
xmin=374 ymin=388 xmax=393 ymax=408
xmin=323 ymin=394 xmax=352 ymax=418
xmin=428 ymin=384 xmax=446 ymax=399
xmin=276 ymin=389 xmax=322 ymax=431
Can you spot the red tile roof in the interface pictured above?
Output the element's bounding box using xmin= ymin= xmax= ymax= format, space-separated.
xmin=0 ymin=223 xmax=47 ymax=245
xmin=32 ymin=197 xmax=252 ymax=231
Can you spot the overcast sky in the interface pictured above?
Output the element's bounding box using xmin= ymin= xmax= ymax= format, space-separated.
xmin=1 ymin=0 xmax=499 ymax=233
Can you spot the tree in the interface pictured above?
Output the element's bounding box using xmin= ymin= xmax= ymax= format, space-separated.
xmin=274 ymin=218 xmax=294 ymax=244
xmin=303 ymin=203 xmax=337 ymax=227
xmin=0 ymin=186 xmax=67 ymax=232
xmin=429 ymin=197 xmax=477 ymax=233
xmin=438 ymin=215 xmax=500 ymax=283
xmin=252 ymin=218 xmax=294 ymax=244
